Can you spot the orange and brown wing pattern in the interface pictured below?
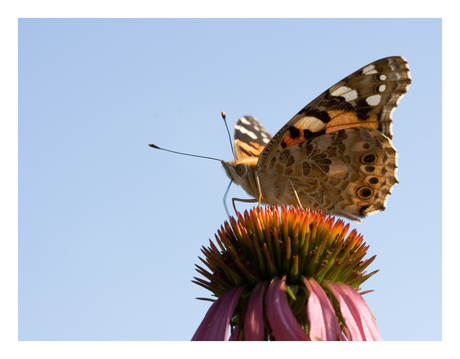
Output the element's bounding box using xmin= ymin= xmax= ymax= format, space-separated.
xmin=233 ymin=116 xmax=272 ymax=161
xmin=258 ymin=127 xmax=399 ymax=222
xmin=258 ymin=56 xmax=411 ymax=168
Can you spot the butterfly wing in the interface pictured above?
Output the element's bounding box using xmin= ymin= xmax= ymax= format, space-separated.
xmin=258 ymin=127 xmax=398 ymax=222
xmin=233 ymin=116 xmax=272 ymax=161
xmin=258 ymin=56 xmax=411 ymax=167
xmin=257 ymin=56 xmax=411 ymax=221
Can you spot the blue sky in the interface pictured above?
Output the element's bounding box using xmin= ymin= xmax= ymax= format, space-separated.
xmin=14 ymin=17 xmax=443 ymax=345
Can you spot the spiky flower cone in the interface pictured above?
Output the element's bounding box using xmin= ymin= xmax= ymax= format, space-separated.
xmin=192 ymin=206 xmax=382 ymax=341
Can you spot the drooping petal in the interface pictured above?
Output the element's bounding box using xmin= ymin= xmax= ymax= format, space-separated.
xmin=323 ymin=281 xmax=382 ymax=341
xmin=338 ymin=282 xmax=382 ymax=341
xmin=323 ymin=281 xmax=364 ymax=340
xmin=192 ymin=285 xmax=246 ymax=341
xmin=244 ymin=281 xmax=269 ymax=341
xmin=266 ymin=277 xmax=311 ymax=341
xmin=303 ymin=277 xmax=342 ymax=341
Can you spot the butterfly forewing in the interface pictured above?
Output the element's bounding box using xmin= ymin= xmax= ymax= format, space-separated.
xmin=258 ymin=56 xmax=411 ymax=168
xmin=234 ymin=116 xmax=272 ymax=161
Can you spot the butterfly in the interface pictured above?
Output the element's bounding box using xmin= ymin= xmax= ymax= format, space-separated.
xmin=221 ymin=56 xmax=411 ymax=222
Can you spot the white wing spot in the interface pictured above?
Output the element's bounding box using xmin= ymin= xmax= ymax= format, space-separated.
xmin=378 ymin=84 xmax=386 ymax=92
xmin=366 ymin=94 xmax=381 ymax=106
xmin=342 ymin=89 xmax=358 ymax=102
xmin=331 ymin=86 xmax=358 ymax=102
xmin=380 ymin=74 xmax=387 ymax=81
xmin=362 ymin=64 xmax=378 ymax=74
xmin=297 ymin=116 xmax=327 ymax=132
xmin=331 ymin=85 xmax=351 ymax=96
xmin=239 ymin=117 xmax=251 ymax=125
xmin=261 ymin=132 xmax=270 ymax=142
xmin=235 ymin=124 xmax=257 ymax=139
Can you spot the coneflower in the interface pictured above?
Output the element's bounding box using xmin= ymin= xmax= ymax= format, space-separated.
xmin=192 ymin=206 xmax=382 ymax=341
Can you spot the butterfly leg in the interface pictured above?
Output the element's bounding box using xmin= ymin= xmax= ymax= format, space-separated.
xmin=228 ymin=171 xmax=263 ymax=215
xmin=232 ymin=197 xmax=259 ymax=216
xmin=289 ymin=179 xmax=304 ymax=209
xmin=255 ymin=171 xmax=263 ymax=209
xmin=223 ymin=180 xmax=233 ymax=217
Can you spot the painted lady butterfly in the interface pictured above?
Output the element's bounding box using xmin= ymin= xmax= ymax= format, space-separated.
xmin=221 ymin=56 xmax=411 ymax=222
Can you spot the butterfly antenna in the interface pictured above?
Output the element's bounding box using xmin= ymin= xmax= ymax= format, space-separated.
xmin=221 ymin=111 xmax=234 ymax=156
xmin=148 ymin=143 xmax=221 ymax=162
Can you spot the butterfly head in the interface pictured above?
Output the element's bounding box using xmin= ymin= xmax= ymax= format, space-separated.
xmin=221 ymin=160 xmax=246 ymax=185
xmin=221 ymin=158 xmax=259 ymax=197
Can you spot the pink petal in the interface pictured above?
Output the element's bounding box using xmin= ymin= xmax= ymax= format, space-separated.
xmin=244 ymin=281 xmax=269 ymax=341
xmin=323 ymin=281 xmax=382 ymax=341
xmin=266 ymin=277 xmax=311 ymax=341
xmin=303 ymin=277 xmax=342 ymax=341
xmin=338 ymin=283 xmax=382 ymax=341
xmin=323 ymin=281 xmax=363 ymax=340
xmin=192 ymin=285 xmax=246 ymax=341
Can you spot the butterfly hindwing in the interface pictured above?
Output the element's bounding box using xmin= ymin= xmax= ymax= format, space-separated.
xmin=258 ymin=127 xmax=398 ymax=221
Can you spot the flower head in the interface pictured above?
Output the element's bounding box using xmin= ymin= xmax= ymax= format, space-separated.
xmin=192 ymin=206 xmax=381 ymax=341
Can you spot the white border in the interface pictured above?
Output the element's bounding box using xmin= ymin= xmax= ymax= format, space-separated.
xmin=2 ymin=1 xmax=456 ymax=357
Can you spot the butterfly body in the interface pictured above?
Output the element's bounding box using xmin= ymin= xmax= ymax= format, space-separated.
xmin=222 ymin=56 xmax=411 ymax=222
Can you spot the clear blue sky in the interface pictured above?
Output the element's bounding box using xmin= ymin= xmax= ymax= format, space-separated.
xmin=17 ymin=18 xmax=441 ymax=342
